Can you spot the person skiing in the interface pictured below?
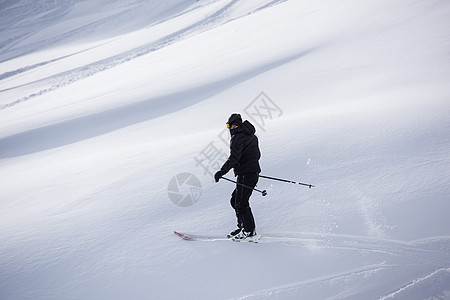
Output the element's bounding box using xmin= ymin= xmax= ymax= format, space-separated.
xmin=214 ymin=113 xmax=261 ymax=239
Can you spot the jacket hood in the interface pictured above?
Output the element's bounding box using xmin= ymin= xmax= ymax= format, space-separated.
xmin=230 ymin=120 xmax=256 ymax=136
xmin=240 ymin=120 xmax=256 ymax=134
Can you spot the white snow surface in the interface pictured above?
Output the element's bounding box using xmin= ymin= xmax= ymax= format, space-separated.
xmin=1 ymin=0 xmax=450 ymax=299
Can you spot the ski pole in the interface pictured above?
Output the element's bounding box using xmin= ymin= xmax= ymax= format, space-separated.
xmin=220 ymin=177 xmax=267 ymax=196
xmin=259 ymin=175 xmax=315 ymax=189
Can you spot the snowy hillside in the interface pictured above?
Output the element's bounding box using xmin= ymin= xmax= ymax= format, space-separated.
xmin=1 ymin=0 xmax=449 ymax=299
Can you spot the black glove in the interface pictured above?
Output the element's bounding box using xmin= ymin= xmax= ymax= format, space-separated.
xmin=214 ymin=171 xmax=223 ymax=183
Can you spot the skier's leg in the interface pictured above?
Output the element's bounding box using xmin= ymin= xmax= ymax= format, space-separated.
xmin=230 ymin=189 xmax=242 ymax=229
xmin=230 ymin=189 xmax=236 ymax=210
xmin=236 ymin=173 xmax=258 ymax=233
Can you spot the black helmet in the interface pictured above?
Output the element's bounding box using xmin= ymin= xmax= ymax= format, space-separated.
xmin=227 ymin=113 xmax=242 ymax=128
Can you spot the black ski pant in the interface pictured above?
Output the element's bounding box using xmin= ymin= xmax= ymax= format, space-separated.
xmin=230 ymin=172 xmax=258 ymax=233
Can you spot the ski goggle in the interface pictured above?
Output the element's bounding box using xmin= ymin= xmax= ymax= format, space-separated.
xmin=226 ymin=123 xmax=238 ymax=128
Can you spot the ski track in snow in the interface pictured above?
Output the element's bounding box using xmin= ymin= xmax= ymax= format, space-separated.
xmin=178 ymin=231 xmax=450 ymax=265
xmin=235 ymin=233 xmax=450 ymax=299
xmin=0 ymin=0 xmax=287 ymax=110
xmin=238 ymin=264 xmax=397 ymax=300
xmin=378 ymin=268 xmax=450 ymax=300
xmin=239 ymin=267 xmax=450 ymax=300
xmin=176 ymin=231 xmax=450 ymax=299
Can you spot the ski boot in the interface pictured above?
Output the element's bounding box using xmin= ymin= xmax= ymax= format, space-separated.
xmin=232 ymin=230 xmax=258 ymax=242
xmin=227 ymin=228 xmax=242 ymax=239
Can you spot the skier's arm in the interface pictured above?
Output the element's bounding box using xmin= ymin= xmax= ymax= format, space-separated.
xmin=220 ymin=135 xmax=244 ymax=175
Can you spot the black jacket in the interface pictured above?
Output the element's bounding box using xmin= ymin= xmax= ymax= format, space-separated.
xmin=220 ymin=120 xmax=261 ymax=176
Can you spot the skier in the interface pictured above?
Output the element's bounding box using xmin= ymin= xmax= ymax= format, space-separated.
xmin=214 ymin=113 xmax=261 ymax=239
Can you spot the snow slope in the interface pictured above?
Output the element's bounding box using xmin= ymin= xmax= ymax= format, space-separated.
xmin=1 ymin=0 xmax=449 ymax=299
